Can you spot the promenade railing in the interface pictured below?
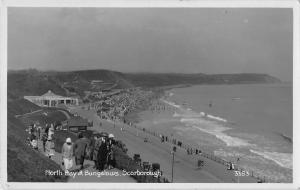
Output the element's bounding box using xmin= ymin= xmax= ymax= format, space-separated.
xmin=120 ymin=120 xmax=274 ymax=183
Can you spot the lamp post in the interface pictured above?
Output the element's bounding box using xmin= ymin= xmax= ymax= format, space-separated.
xmin=236 ymin=157 xmax=240 ymax=183
xmin=171 ymin=146 xmax=176 ymax=183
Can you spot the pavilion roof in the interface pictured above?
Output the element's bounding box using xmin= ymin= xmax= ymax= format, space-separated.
xmin=41 ymin=90 xmax=64 ymax=98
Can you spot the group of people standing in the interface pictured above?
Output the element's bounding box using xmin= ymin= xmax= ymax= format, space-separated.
xmin=61 ymin=132 xmax=116 ymax=172
xmin=27 ymin=123 xmax=56 ymax=159
xmin=26 ymin=123 xmax=41 ymax=150
xmin=91 ymin=133 xmax=116 ymax=171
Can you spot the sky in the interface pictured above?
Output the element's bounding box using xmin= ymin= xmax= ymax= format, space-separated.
xmin=8 ymin=8 xmax=293 ymax=81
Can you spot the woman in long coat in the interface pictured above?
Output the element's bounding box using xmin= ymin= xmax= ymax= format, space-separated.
xmin=61 ymin=137 xmax=74 ymax=171
xmin=45 ymin=134 xmax=55 ymax=159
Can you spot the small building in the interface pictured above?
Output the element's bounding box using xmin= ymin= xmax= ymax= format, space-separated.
xmin=62 ymin=116 xmax=92 ymax=133
xmin=24 ymin=90 xmax=79 ymax=107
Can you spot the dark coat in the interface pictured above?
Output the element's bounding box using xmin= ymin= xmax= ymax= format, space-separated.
xmin=98 ymin=142 xmax=108 ymax=161
xmin=74 ymin=137 xmax=88 ymax=158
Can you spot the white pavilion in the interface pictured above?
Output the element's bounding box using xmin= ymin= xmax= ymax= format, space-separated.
xmin=24 ymin=90 xmax=79 ymax=107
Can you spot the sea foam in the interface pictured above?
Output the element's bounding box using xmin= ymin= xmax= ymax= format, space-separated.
xmin=163 ymin=99 xmax=251 ymax=147
xmin=250 ymin=149 xmax=293 ymax=170
xmin=187 ymin=120 xmax=251 ymax=147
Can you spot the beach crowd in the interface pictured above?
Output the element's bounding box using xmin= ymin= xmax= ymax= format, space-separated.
xmin=93 ymin=88 xmax=156 ymax=121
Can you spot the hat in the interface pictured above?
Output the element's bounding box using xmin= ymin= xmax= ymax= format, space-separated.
xmin=109 ymin=134 xmax=114 ymax=138
xmin=66 ymin=138 xmax=72 ymax=143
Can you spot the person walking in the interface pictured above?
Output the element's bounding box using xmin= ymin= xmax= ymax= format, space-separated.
xmin=61 ymin=138 xmax=74 ymax=171
xmin=30 ymin=134 xmax=38 ymax=150
xmin=48 ymin=124 xmax=54 ymax=140
xmin=73 ymin=133 xmax=88 ymax=170
xmin=45 ymin=123 xmax=50 ymax=136
xmin=92 ymin=135 xmax=102 ymax=169
xmin=97 ymin=137 xmax=108 ymax=171
xmin=37 ymin=126 xmax=41 ymax=140
xmin=45 ymin=133 xmax=55 ymax=159
xmin=107 ymin=134 xmax=116 ymax=170
xmin=41 ymin=131 xmax=48 ymax=152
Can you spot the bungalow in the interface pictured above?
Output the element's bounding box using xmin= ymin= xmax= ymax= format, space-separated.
xmin=24 ymin=90 xmax=79 ymax=107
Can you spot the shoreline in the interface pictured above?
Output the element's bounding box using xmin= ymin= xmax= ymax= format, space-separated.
xmin=119 ymin=86 xmax=291 ymax=183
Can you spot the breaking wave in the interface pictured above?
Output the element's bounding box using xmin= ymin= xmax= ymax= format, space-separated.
xmin=164 ymin=99 xmax=251 ymax=147
xmin=186 ymin=119 xmax=252 ymax=147
xmin=250 ymin=149 xmax=293 ymax=170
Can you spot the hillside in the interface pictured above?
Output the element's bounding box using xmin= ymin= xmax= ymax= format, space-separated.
xmin=8 ymin=70 xmax=67 ymax=100
xmin=7 ymin=100 xmax=68 ymax=182
xmin=124 ymin=73 xmax=281 ymax=87
xmin=8 ymin=69 xmax=281 ymax=99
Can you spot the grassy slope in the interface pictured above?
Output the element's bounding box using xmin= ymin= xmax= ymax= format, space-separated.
xmin=7 ymin=98 xmax=69 ymax=182
xmin=8 ymin=70 xmax=67 ymax=99
xmin=8 ymin=98 xmax=41 ymax=115
xmin=7 ymin=112 xmax=67 ymax=182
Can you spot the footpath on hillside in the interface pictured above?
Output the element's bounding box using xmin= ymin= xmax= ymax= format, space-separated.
xmin=70 ymin=106 xmax=258 ymax=183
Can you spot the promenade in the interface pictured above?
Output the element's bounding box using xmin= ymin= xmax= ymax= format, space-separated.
xmin=70 ymin=106 xmax=257 ymax=183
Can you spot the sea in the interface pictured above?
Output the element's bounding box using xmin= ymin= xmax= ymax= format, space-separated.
xmin=163 ymin=83 xmax=293 ymax=183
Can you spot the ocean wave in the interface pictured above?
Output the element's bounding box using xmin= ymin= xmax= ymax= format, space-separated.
xmin=163 ymin=99 xmax=228 ymax=123
xmin=173 ymin=112 xmax=202 ymax=118
xmin=192 ymin=125 xmax=251 ymax=147
xmin=161 ymin=99 xmax=181 ymax=108
xmin=179 ymin=117 xmax=251 ymax=147
xmin=250 ymin=149 xmax=293 ymax=170
xmin=200 ymin=112 xmax=228 ymax=123
xmin=165 ymin=99 xmax=250 ymax=147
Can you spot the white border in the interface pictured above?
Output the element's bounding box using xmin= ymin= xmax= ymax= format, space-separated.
xmin=2 ymin=0 xmax=299 ymax=8
xmin=1 ymin=0 xmax=299 ymax=190
xmin=0 ymin=2 xmax=8 ymax=190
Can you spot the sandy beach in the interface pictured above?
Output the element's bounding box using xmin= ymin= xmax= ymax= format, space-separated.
xmin=70 ymin=105 xmax=257 ymax=183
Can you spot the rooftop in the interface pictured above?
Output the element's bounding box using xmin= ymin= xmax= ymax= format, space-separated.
xmin=41 ymin=90 xmax=64 ymax=98
xmin=67 ymin=116 xmax=88 ymax=127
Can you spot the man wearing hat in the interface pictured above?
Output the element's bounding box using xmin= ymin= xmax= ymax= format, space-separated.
xmin=61 ymin=137 xmax=74 ymax=171
xmin=92 ymin=134 xmax=102 ymax=170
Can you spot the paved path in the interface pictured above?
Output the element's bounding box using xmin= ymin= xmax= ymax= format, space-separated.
xmin=58 ymin=109 xmax=71 ymax=119
xmin=15 ymin=109 xmax=43 ymax=118
xmin=70 ymin=107 xmax=258 ymax=183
